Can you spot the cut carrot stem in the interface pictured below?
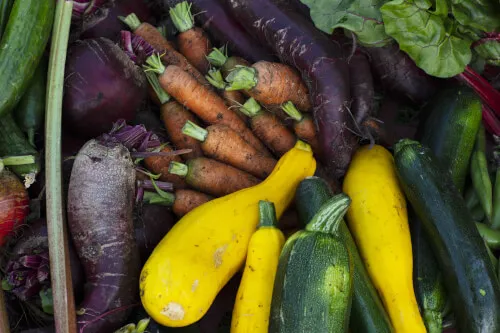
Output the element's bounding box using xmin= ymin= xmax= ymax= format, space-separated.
xmin=169 ymin=161 xmax=189 ymax=177
xmin=207 ymin=46 xmax=228 ymax=68
xmin=143 ymin=189 xmax=212 ymax=217
xmin=206 ymin=68 xmax=227 ymax=90
xmin=144 ymin=146 xmax=188 ymax=189
xmin=205 ymin=68 xmax=246 ymax=119
xmin=281 ymin=101 xmax=319 ymax=153
xmin=145 ymin=70 xmax=171 ymax=104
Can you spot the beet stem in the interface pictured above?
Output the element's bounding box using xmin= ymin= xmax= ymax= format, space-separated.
xmin=137 ymin=179 xmax=174 ymax=192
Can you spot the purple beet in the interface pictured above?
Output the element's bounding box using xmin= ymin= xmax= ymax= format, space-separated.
xmin=63 ymin=38 xmax=147 ymax=139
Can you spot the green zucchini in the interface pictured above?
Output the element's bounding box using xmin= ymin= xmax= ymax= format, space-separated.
xmin=0 ymin=0 xmax=14 ymax=38
xmin=410 ymin=211 xmax=447 ymax=333
xmin=270 ymin=193 xmax=353 ymax=333
xmin=0 ymin=112 xmax=39 ymax=186
xmin=0 ymin=0 xmax=55 ymax=117
xmin=14 ymin=56 xmax=47 ymax=147
xmin=394 ymin=139 xmax=500 ymax=333
xmin=295 ymin=177 xmax=393 ymax=333
xmin=420 ymin=85 xmax=482 ymax=193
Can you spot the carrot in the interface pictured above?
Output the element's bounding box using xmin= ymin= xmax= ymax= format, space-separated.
xmin=120 ymin=13 xmax=208 ymax=85
xmin=281 ymin=101 xmax=320 ymax=154
xmin=207 ymin=46 xmax=250 ymax=77
xmin=143 ymin=188 xmax=212 ymax=217
xmin=169 ymin=2 xmax=212 ymax=74
xmin=168 ymin=157 xmax=260 ymax=196
xmin=205 ymin=68 xmax=246 ymax=120
xmin=145 ymin=71 xmax=204 ymax=160
xmin=182 ymin=121 xmax=277 ymax=178
xmin=225 ymin=61 xmax=312 ymax=111
xmin=144 ymin=145 xmax=188 ymax=189
xmin=240 ymin=98 xmax=297 ymax=157
xmin=144 ymin=54 xmax=271 ymax=157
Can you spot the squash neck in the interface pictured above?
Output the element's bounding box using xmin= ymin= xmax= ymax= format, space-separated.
xmin=305 ymin=193 xmax=351 ymax=235
xmin=258 ymin=200 xmax=278 ymax=228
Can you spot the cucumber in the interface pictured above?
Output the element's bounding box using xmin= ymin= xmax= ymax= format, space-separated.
xmin=0 ymin=112 xmax=39 ymax=185
xmin=394 ymin=139 xmax=500 ymax=333
xmin=0 ymin=0 xmax=14 ymax=38
xmin=270 ymin=193 xmax=353 ymax=333
xmin=14 ymin=57 xmax=47 ymax=147
xmin=295 ymin=177 xmax=393 ymax=333
xmin=419 ymin=85 xmax=482 ymax=193
xmin=410 ymin=211 xmax=447 ymax=333
xmin=0 ymin=0 xmax=55 ymax=117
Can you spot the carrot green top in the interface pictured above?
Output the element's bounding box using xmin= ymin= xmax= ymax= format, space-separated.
xmin=169 ymin=1 xmax=195 ymax=33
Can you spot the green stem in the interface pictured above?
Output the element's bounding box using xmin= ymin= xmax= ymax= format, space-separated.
xmin=471 ymin=125 xmax=493 ymax=223
xmin=239 ymin=98 xmax=262 ymax=117
xmin=143 ymin=191 xmax=175 ymax=206
xmin=305 ymin=193 xmax=351 ymax=235
xmin=281 ymin=101 xmax=303 ymax=122
xmin=145 ymin=70 xmax=170 ymax=104
xmin=144 ymin=54 xmax=166 ymax=75
xmin=423 ymin=310 xmax=442 ymax=333
xmin=157 ymin=25 xmax=167 ymax=38
xmin=45 ymin=1 xmax=76 ymax=332
xmin=207 ymin=46 xmax=228 ymax=67
xmin=169 ymin=1 xmax=194 ymax=33
xmin=119 ymin=13 xmax=141 ymax=31
xmin=168 ymin=161 xmax=188 ymax=177
xmin=182 ymin=120 xmax=208 ymax=142
xmin=225 ymin=66 xmax=257 ymax=91
xmin=476 ymin=222 xmax=500 ymax=249
xmin=0 ymin=155 xmax=36 ymax=173
xmin=492 ymin=168 xmax=500 ymax=229
xmin=258 ymin=200 xmax=278 ymax=228
xmin=206 ymin=69 xmax=227 ymax=90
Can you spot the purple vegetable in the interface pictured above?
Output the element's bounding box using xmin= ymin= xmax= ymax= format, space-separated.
xmin=67 ymin=139 xmax=140 ymax=333
xmin=164 ymin=0 xmax=275 ymax=63
xmin=73 ymin=0 xmax=153 ymax=42
xmin=63 ymin=38 xmax=147 ymax=139
xmin=366 ymin=43 xmax=440 ymax=105
xmin=120 ymin=30 xmax=155 ymax=66
xmin=224 ymin=0 xmax=356 ymax=177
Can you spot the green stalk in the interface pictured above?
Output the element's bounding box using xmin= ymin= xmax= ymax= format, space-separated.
xmin=143 ymin=191 xmax=175 ymax=206
xmin=206 ymin=69 xmax=226 ymax=90
xmin=492 ymin=167 xmax=500 ymax=229
xmin=144 ymin=54 xmax=166 ymax=75
xmin=471 ymin=125 xmax=493 ymax=223
xmin=169 ymin=1 xmax=194 ymax=33
xmin=0 ymin=155 xmax=36 ymax=173
xmin=145 ymin=70 xmax=170 ymax=104
xmin=239 ymin=98 xmax=262 ymax=117
xmin=182 ymin=120 xmax=208 ymax=142
xmin=281 ymin=101 xmax=304 ymax=122
xmin=225 ymin=66 xmax=258 ymax=91
xmin=476 ymin=222 xmax=500 ymax=249
xmin=168 ymin=161 xmax=189 ymax=177
xmin=258 ymin=200 xmax=278 ymax=228
xmin=45 ymin=1 xmax=76 ymax=332
xmin=207 ymin=46 xmax=228 ymax=67
xmin=305 ymin=193 xmax=351 ymax=235
xmin=119 ymin=13 xmax=141 ymax=31
xmin=0 ymin=0 xmax=14 ymax=39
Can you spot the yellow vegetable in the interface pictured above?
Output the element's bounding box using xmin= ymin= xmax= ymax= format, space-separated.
xmin=343 ymin=145 xmax=425 ymax=333
xmin=140 ymin=140 xmax=316 ymax=327
xmin=231 ymin=201 xmax=285 ymax=333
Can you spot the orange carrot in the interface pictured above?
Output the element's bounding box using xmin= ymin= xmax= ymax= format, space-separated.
xmin=169 ymin=2 xmax=212 ymax=74
xmin=144 ymin=145 xmax=188 ymax=189
xmin=226 ymin=61 xmax=311 ymax=111
xmin=168 ymin=157 xmax=260 ymax=197
xmin=121 ymin=13 xmax=208 ymax=85
xmin=145 ymin=71 xmax=204 ymax=160
xmin=144 ymin=55 xmax=271 ymax=157
xmin=206 ymin=46 xmax=250 ymax=78
xmin=281 ymin=101 xmax=320 ymax=154
xmin=182 ymin=121 xmax=277 ymax=178
xmin=143 ymin=189 xmax=212 ymax=217
xmin=240 ymin=98 xmax=297 ymax=157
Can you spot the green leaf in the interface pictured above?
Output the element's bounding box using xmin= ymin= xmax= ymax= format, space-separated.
xmin=299 ymin=0 xmax=391 ymax=46
xmin=474 ymin=40 xmax=500 ymax=66
xmin=450 ymin=0 xmax=500 ymax=33
xmin=2 ymin=279 xmax=13 ymax=291
xmin=39 ymin=288 xmax=54 ymax=315
xmin=381 ymin=0 xmax=473 ymax=78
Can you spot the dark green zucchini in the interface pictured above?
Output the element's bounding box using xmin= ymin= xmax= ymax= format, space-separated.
xmin=0 ymin=0 xmax=13 ymax=38
xmin=0 ymin=112 xmax=39 ymax=185
xmin=270 ymin=193 xmax=353 ymax=333
xmin=410 ymin=211 xmax=447 ymax=333
xmin=419 ymin=85 xmax=482 ymax=193
xmin=295 ymin=177 xmax=393 ymax=333
xmin=394 ymin=139 xmax=500 ymax=333
xmin=0 ymin=0 xmax=55 ymax=117
xmin=14 ymin=57 xmax=47 ymax=147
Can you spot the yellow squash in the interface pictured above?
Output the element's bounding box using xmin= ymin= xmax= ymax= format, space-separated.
xmin=342 ymin=145 xmax=425 ymax=333
xmin=140 ymin=141 xmax=316 ymax=327
xmin=231 ymin=201 xmax=285 ymax=333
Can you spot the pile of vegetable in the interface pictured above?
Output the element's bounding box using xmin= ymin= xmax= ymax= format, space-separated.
xmin=1 ymin=0 xmax=500 ymax=332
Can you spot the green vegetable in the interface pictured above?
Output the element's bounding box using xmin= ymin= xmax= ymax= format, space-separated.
xmin=0 ymin=0 xmax=55 ymax=117
xmin=450 ymin=0 xmax=500 ymax=33
xmin=394 ymin=139 xmax=500 ymax=333
xmin=270 ymin=193 xmax=353 ymax=333
xmin=473 ymin=40 xmax=500 ymax=66
xmin=476 ymin=222 xmax=500 ymax=250
xmin=0 ymin=0 xmax=14 ymax=38
xmin=470 ymin=125 xmax=493 ymax=223
xmin=299 ymin=0 xmax=390 ymax=46
xmin=491 ymin=159 xmax=500 ymax=229
xmin=295 ymin=177 xmax=393 ymax=333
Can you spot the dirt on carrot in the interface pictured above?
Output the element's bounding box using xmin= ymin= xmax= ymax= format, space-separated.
xmin=172 ymin=189 xmax=213 ymax=217
xmin=144 ymin=145 xmax=188 ymax=189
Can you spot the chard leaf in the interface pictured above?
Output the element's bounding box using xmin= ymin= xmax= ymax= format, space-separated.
xmin=451 ymin=0 xmax=500 ymax=33
xmin=300 ymin=0 xmax=391 ymax=46
xmin=474 ymin=40 xmax=500 ymax=66
xmin=381 ymin=0 xmax=472 ymax=78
